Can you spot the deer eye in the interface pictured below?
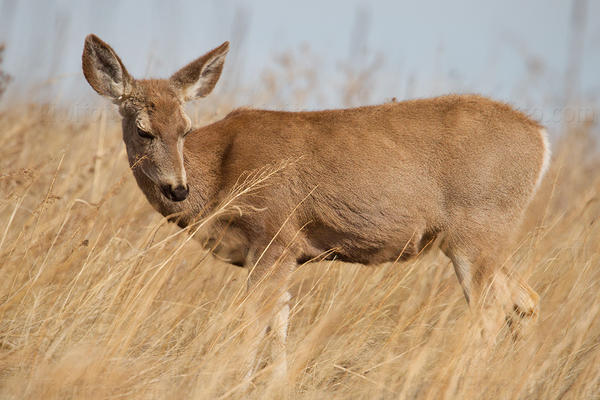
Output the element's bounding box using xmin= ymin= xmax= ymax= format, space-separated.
xmin=137 ymin=126 xmax=154 ymax=140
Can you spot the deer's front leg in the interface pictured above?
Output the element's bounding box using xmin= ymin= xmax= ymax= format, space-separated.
xmin=243 ymin=244 xmax=294 ymax=383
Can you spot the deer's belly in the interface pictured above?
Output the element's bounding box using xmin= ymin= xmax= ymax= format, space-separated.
xmin=299 ymin=222 xmax=438 ymax=265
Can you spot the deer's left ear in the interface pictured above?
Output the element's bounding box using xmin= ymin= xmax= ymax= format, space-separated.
xmin=170 ymin=41 xmax=229 ymax=101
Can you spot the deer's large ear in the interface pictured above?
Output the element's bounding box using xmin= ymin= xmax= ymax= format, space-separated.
xmin=82 ymin=34 xmax=133 ymax=101
xmin=170 ymin=41 xmax=229 ymax=101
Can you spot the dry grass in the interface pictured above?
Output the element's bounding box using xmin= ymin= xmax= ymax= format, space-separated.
xmin=0 ymin=97 xmax=599 ymax=400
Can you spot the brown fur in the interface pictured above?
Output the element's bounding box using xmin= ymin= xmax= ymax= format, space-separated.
xmin=82 ymin=34 xmax=550 ymax=375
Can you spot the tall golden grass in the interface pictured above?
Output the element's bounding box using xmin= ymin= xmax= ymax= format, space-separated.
xmin=0 ymin=83 xmax=599 ymax=398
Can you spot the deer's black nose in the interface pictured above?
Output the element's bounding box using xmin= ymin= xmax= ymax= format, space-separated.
xmin=161 ymin=184 xmax=189 ymax=202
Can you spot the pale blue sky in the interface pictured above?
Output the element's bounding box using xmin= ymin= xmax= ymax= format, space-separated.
xmin=0 ymin=0 xmax=599 ymax=127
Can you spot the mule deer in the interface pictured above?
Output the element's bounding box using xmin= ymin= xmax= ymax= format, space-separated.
xmin=82 ymin=34 xmax=550 ymax=377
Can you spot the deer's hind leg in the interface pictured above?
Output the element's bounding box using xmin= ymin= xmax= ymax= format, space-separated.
xmin=441 ymin=229 xmax=539 ymax=341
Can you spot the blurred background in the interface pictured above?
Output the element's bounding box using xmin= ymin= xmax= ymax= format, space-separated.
xmin=0 ymin=0 xmax=598 ymax=132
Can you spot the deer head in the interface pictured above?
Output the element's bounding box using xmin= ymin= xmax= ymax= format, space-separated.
xmin=82 ymin=34 xmax=229 ymax=202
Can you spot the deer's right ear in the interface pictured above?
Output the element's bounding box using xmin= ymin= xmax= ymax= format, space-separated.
xmin=82 ymin=34 xmax=133 ymax=101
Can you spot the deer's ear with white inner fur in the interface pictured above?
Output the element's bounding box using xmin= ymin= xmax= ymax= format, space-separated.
xmin=82 ymin=34 xmax=133 ymax=101
xmin=170 ymin=41 xmax=229 ymax=101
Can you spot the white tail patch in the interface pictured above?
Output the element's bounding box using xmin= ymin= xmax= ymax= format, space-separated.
xmin=534 ymin=128 xmax=551 ymax=192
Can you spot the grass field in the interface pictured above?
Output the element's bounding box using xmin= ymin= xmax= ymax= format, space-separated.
xmin=0 ymin=91 xmax=599 ymax=399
